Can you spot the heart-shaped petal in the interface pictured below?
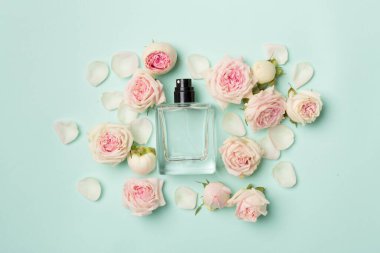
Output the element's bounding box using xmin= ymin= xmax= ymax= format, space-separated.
xmin=222 ymin=112 xmax=246 ymax=137
xmin=292 ymin=62 xmax=314 ymax=89
xmin=53 ymin=120 xmax=79 ymax=144
xmin=264 ymin=44 xmax=288 ymax=65
xmin=187 ymin=54 xmax=210 ymax=79
xmin=259 ymin=135 xmax=280 ymax=160
xmin=272 ymin=161 xmax=297 ymax=188
xmin=268 ymin=125 xmax=295 ymax=150
xmin=175 ymin=186 xmax=198 ymax=210
xmin=111 ymin=51 xmax=139 ymax=78
xmin=87 ymin=61 xmax=109 ymax=86
xmin=77 ymin=177 xmax=102 ymax=201
xmin=101 ymin=91 xmax=123 ymax=111
xmin=117 ymin=102 xmax=138 ymax=124
xmin=130 ymin=117 xmax=153 ymax=144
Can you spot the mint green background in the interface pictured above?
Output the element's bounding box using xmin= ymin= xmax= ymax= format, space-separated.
xmin=1 ymin=0 xmax=379 ymax=252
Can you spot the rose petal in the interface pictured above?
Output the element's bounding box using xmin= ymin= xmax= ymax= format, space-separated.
xmin=175 ymin=186 xmax=198 ymax=210
xmin=268 ymin=125 xmax=295 ymax=150
xmin=77 ymin=177 xmax=102 ymax=201
xmin=222 ymin=112 xmax=246 ymax=137
xmin=187 ymin=54 xmax=210 ymax=79
xmin=259 ymin=135 xmax=280 ymax=160
xmin=264 ymin=44 xmax=288 ymax=65
xmin=87 ymin=61 xmax=109 ymax=86
xmin=130 ymin=117 xmax=153 ymax=144
xmin=53 ymin=120 xmax=79 ymax=144
xmin=111 ymin=51 xmax=139 ymax=78
xmin=272 ymin=161 xmax=297 ymax=188
xmin=101 ymin=91 xmax=123 ymax=111
xmin=117 ymin=102 xmax=138 ymax=124
xmin=292 ymin=62 xmax=314 ymax=89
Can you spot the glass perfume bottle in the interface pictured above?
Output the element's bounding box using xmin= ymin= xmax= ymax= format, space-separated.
xmin=156 ymin=79 xmax=216 ymax=175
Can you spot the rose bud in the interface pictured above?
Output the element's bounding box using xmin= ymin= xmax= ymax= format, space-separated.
xmin=127 ymin=146 xmax=156 ymax=175
xmin=252 ymin=60 xmax=276 ymax=84
xmin=203 ymin=182 xmax=231 ymax=211
xmin=142 ymin=42 xmax=177 ymax=76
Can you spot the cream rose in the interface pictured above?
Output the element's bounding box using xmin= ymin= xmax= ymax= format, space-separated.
xmin=124 ymin=70 xmax=166 ymax=112
xmin=219 ymin=137 xmax=263 ymax=177
xmin=88 ymin=123 xmax=133 ymax=165
xmin=127 ymin=146 xmax=156 ymax=175
xmin=123 ymin=178 xmax=165 ymax=216
xmin=286 ymin=90 xmax=323 ymax=125
xmin=203 ymin=182 xmax=231 ymax=211
xmin=244 ymin=87 xmax=286 ymax=131
xmin=142 ymin=42 xmax=177 ymax=76
xmin=227 ymin=188 xmax=269 ymax=222
xmin=252 ymin=60 xmax=276 ymax=84
xmin=206 ymin=56 xmax=254 ymax=108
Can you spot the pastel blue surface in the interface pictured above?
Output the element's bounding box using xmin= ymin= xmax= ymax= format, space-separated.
xmin=1 ymin=0 xmax=379 ymax=252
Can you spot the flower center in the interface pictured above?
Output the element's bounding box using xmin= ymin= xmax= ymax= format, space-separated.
xmin=301 ymin=101 xmax=317 ymax=118
xmin=145 ymin=51 xmax=170 ymax=70
xmin=132 ymin=77 xmax=151 ymax=101
xmin=133 ymin=185 xmax=154 ymax=202
xmin=220 ymin=67 xmax=245 ymax=92
xmin=99 ymin=132 xmax=120 ymax=152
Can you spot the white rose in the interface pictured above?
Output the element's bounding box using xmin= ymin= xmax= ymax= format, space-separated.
xmin=127 ymin=146 xmax=156 ymax=175
xmin=286 ymin=90 xmax=323 ymax=125
xmin=252 ymin=60 xmax=276 ymax=84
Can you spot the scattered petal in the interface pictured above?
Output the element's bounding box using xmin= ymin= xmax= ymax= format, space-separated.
xmin=292 ymin=62 xmax=314 ymax=89
xmin=117 ymin=102 xmax=138 ymax=124
xmin=187 ymin=54 xmax=210 ymax=79
xmin=53 ymin=120 xmax=79 ymax=144
xmin=111 ymin=51 xmax=139 ymax=78
xmin=130 ymin=117 xmax=153 ymax=144
xmin=264 ymin=44 xmax=288 ymax=65
xmin=175 ymin=186 xmax=198 ymax=210
xmin=222 ymin=112 xmax=246 ymax=136
xmin=77 ymin=177 xmax=102 ymax=201
xmin=259 ymin=135 xmax=280 ymax=160
xmin=273 ymin=161 xmax=297 ymax=188
xmin=101 ymin=91 xmax=123 ymax=111
xmin=87 ymin=61 xmax=109 ymax=86
xmin=268 ymin=125 xmax=294 ymax=150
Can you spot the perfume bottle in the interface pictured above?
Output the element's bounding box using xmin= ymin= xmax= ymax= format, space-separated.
xmin=156 ymin=79 xmax=216 ymax=175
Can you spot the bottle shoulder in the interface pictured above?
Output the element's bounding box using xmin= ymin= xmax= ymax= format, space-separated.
xmin=156 ymin=103 xmax=214 ymax=111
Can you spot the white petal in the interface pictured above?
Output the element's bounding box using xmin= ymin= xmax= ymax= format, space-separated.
xmin=187 ymin=54 xmax=210 ymax=79
xmin=175 ymin=186 xmax=198 ymax=210
xmin=222 ymin=112 xmax=246 ymax=136
xmin=101 ymin=91 xmax=123 ymax=111
xmin=77 ymin=177 xmax=102 ymax=201
xmin=292 ymin=62 xmax=314 ymax=89
xmin=259 ymin=135 xmax=280 ymax=160
xmin=268 ymin=125 xmax=295 ymax=150
xmin=87 ymin=61 xmax=109 ymax=86
xmin=272 ymin=161 xmax=297 ymax=188
xmin=53 ymin=120 xmax=79 ymax=144
xmin=264 ymin=44 xmax=288 ymax=65
xmin=130 ymin=117 xmax=153 ymax=144
xmin=117 ymin=102 xmax=138 ymax=124
xmin=111 ymin=51 xmax=139 ymax=78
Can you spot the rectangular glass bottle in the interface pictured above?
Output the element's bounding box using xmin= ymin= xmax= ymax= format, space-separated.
xmin=156 ymin=79 xmax=216 ymax=175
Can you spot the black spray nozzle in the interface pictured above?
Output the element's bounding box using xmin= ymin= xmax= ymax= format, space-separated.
xmin=174 ymin=79 xmax=195 ymax=103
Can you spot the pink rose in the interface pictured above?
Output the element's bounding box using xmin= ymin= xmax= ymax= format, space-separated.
xmin=203 ymin=182 xmax=231 ymax=211
xmin=142 ymin=42 xmax=177 ymax=75
xmin=206 ymin=56 xmax=255 ymax=108
xmin=219 ymin=137 xmax=263 ymax=177
xmin=124 ymin=70 xmax=166 ymax=112
xmin=286 ymin=90 xmax=323 ymax=125
xmin=244 ymin=87 xmax=286 ymax=132
xmin=88 ymin=123 xmax=133 ymax=165
xmin=123 ymin=178 xmax=166 ymax=216
xmin=227 ymin=188 xmax=269 ymax=222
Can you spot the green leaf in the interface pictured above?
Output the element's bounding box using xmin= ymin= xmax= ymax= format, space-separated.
xmin=246 ymin=184 xmax=254 ymax=190
xmin=242 ymin=97 xmax=249 ymax=104
xmin=269 ymin=58 xmax=278 ymax=66
xmin=195 ymin=204 xmax=203 ymax=216
xmin=252 ymin=86 xmax=261 ymax=95
xmin=275 ymin=67 xmax=284 ymax=77
xmin=288 ymin=86 xmax=296 ymax=97
xmin=255 ymin=187 xmax=265 ymax=193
